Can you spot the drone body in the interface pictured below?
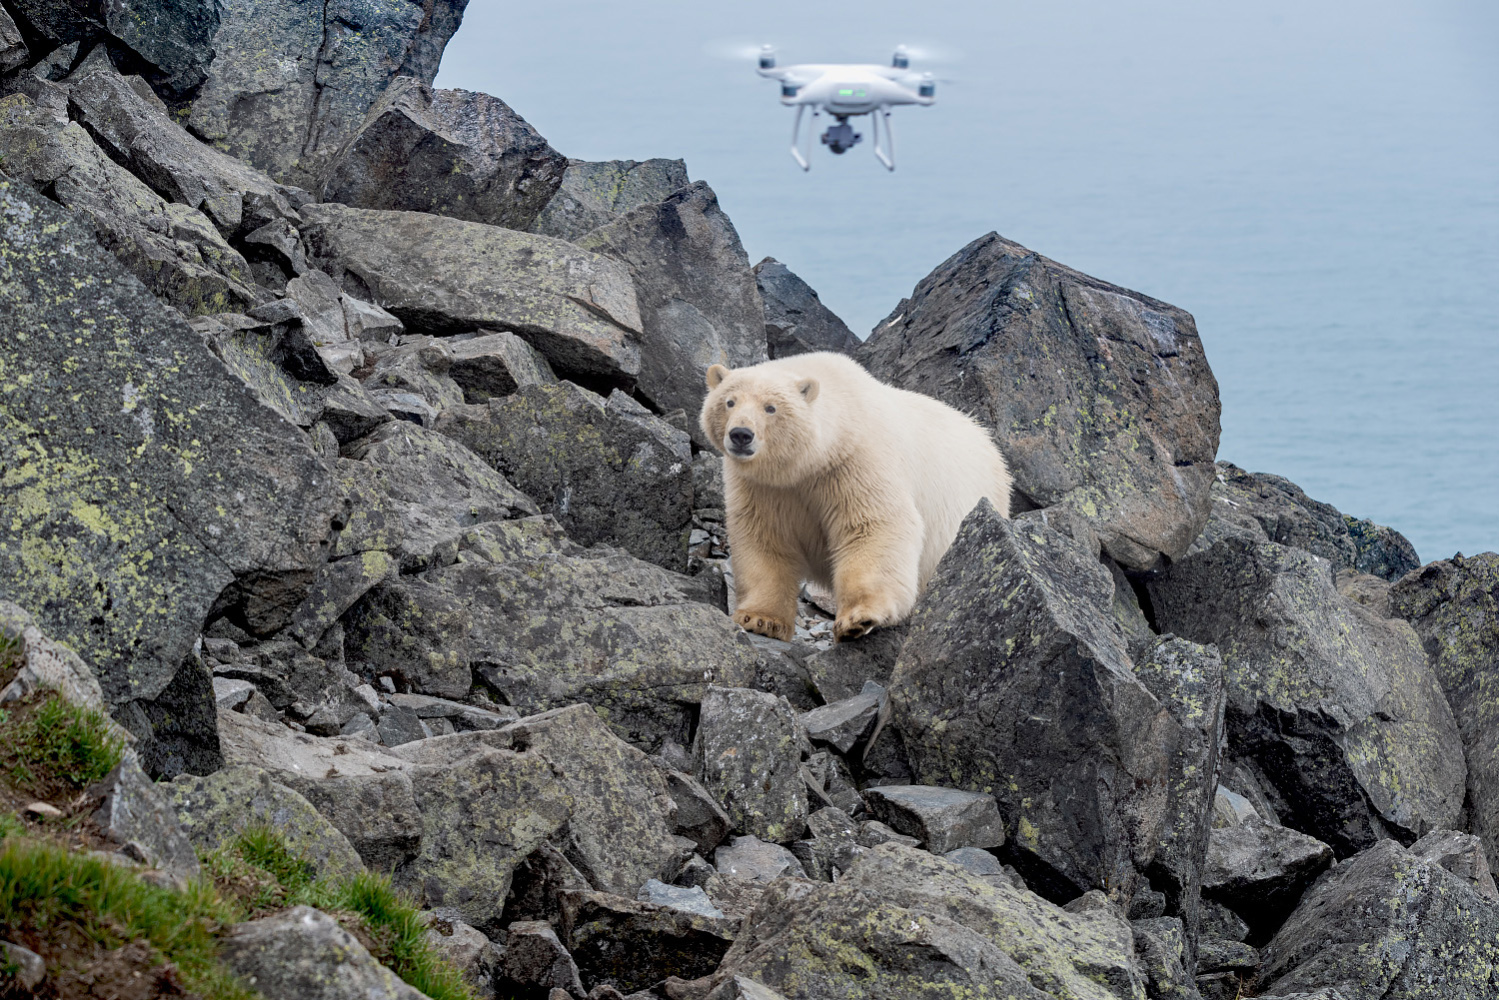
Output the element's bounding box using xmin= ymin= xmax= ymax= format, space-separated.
xmin=756 ymin=46 xmax=936 ymax=170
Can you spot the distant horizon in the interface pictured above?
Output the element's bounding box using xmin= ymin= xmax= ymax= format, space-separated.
xmin=436 ymin=0 xmax=1499 ymax=561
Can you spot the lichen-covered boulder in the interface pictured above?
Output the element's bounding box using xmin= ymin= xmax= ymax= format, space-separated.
xmin=185 ymin=0 xmax=469 ymax=189
xmin=88 ymin=752 xmax=201 ymax=880
xmin=0 ymin=176 xmax=339 ymax=773
xmin=754 ymin=257 xmax=861 ymax=359
xmin=575 ymin=181 xmax=767 ymax=441
xmin=1148 ymin=535 xmax=1466 ymax=856
xmin=343 ymin=574 xmax=474 ymax=699
xmin=0 ymin=93 xmax=260 ymax=314
xmin=1258 ymin=839 xmax=1499 ymax=998
xmin=437 ymin=381 xmax=693 ymax=571
xmin=280 ymin=769 xmax=424 ymax=871
xmin=862 ymin=785 xmax=1005 ymax=855
xmin=445 ymin=329 xmax=557 ymax=402
xmin=857 ymin=232 xmax=1221 ymax=570
xmin=1389 ymin=554 xmax=1499 ymax=874
xmin=300 ymin=202 xmax=643 ymax=382
xmin=529 ymin=157 xmax=689 ymax=241
xmin=221 ymin=906 xmax=426 ymax=1000
xmin=693 ymin=686 xmax=809 ymax=843
xmin=320 ymin=77 xmax=567 ymax=233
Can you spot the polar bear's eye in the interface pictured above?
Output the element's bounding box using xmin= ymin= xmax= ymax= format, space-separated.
xmin=764 ymin=404 xmax=776 ymax=414
xmin=725 ymin=399 xmax=735 ymax=408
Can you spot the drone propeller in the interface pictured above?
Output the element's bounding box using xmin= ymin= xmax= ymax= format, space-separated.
xmin=703 ymin=40 xmax=776 ymax=61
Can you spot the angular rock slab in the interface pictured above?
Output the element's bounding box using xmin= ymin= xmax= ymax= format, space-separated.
xmin=890 ymin=503 xmax=1209 ymax=906
xmin=863 ymin=785 xmax=1005 ymax=855
xmin=280 ymin=768 xmax=424 ymax=872
xmin=301 ymin=202 xmax=642 ymax=380
xmin=88 ymin=752 xmax=201 ymax=880
xmin=1259 ymin=839 xmax=1499 ymax=999
xmin=437 ymin=381 xmax=692 ymax=570
xmin=500 ymin=919 xmax=584 ymax=998
xmin=857 ymin=232 xmax=1221 ymax=570
xmin=576 ymin=181 xmax=767 ymax=440
xmin=530 ymin=157 xmax=690 ymax=241
xmin=693 ymin=686 xmax=809 ymax=843
xmin=799 ymin=681 xmax=883 ymax=754
xmin=321 ymin=78 xmax=567 ymax=233
xmin=446 ymin=329 xmax=558 ymax=402
xmin=754 ymin=257 xmax=861 ymax=359
xmin=1148 ymin=535 xmax=1466 ymax=856
xmin=1410 ymin=828 xmax=1499 ymax=901
xmin=560 ymin=890 xmax=740 ymax=994
xmin=0 ymin=176 xmax=338 ymax=769
xmin=714 ymin=835 xmax=807 ymax=883
xmin=222 ymin=906 xmax=425 ymax=1000
xmin=1390 ymin=554 xmax=1499 ymax=873
xmin=1201 ymin=818 xmax=1333 ymax=940
xmin=185 ymin=0 xmax=468 ymax=189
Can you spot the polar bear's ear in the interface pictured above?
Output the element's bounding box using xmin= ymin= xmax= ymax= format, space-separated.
xmin=706 ymin=364 xmax=729 ymax=389
xmin=797 ymin=377 xmax=820 ymax=403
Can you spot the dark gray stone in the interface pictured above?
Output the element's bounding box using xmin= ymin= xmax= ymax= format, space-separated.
xmin=1201 ymin=818 xmax=1333 ymax=942
xmin=320 ymin=77 xmax=566 ymax=233
xmin=530 ymin=157 xmax=689 ymax=241
xmin=221 ymin=906 xmax=424 ymax=1000
xmin=344 ymin=575 xmax=473 ymax=698
xmin=637 ymin=879 xmax=726 ymax=919
xmin=575 ymin=182 xmax=767 ymax=443
xmin=500 ymin=920 xmax=584 ymax=998
xmin=88 ymin=752 xmax=201 ymax=880
xmin=713 ymin=835 xmax=806 ymax=883
xmin=1132 ymin=916 xmax=1197 ymax=1000
xmin=436 ymin=381 xmax=693 ymax=571
xmin=754 ymin=257 xmax=861 ymax=359
xmin=656 ymin=763 xmax=732 ymax=856
xmin=694 ymin=686 xmax=809 ymax=843
xmin=559 ymin=890 xmax=739 ymax=995
xmin=210 ymin=639 xmax=371 ymax=736
xmin=376 ymin=703 xmax=426 ymax=747
xmin=863 ymin=785 xmax=1006 ymax=855
xmin=857 ymin=232 xmax=1220 ymax=570
xmin=446 ymin=329 xmax=558 ymax=403
xmin=0 ymin=9 xmax=24 ymax=73
xmin=280 ymin=769 xmax=423 ymax=871
xmin=1410 ymin=828 xmax=1499 ymax=900
xmin=799 ymin=680 xmax=883 ymax=754
xmin=1148 ymin=535 xmax=1466 ymax=856
xmin=1259 ymin=839 xmax=1499 ymax=999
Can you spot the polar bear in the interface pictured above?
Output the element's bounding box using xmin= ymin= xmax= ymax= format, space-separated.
xmin=699 ymin=352 xmax=1011 ymax=642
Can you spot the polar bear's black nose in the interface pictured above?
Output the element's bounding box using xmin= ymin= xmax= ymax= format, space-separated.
xmin=728 ymin=427 xmax=755 ymax=450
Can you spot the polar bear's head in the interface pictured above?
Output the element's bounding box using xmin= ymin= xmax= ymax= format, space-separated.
xmin=699 ymin=362 xmax=821 ymax=478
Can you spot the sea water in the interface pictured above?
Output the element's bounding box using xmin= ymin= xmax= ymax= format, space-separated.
xmin=437 ymin=0 xmax=1498 ymax=560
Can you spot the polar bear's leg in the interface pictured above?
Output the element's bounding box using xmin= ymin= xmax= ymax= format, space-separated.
xmin=829 ymin=507 xmax=923 ymax=642
xmin=729 ymin=509 xmax=803 ymax=642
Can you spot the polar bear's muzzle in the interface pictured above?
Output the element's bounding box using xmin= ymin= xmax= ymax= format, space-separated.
xmin=726 ymin=426 xmax=758 ymax=458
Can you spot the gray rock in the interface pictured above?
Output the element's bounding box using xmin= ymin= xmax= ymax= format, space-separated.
xmin=858 ymin=819 xmax=920 ymax=850
xmin=420 ymin=913 xmax=500 ymax=996
xmin=503 ymin=840 xmax=594 ymax=928
xmin=344 ymin=575 xmax=473 ymax=698
xmin=386 ymin=692 xmax=517 ymax=729
xmin=167 ymin=764 xmax=364 ymax=877
xmin=694 ymin=686 xmax=809 ymax=843
xmin=530 ymin=157 xmax=690 ymax=241
xmin=500 ymin=920 xmax=584 ymax=998
xmin=754 ymin=257 xmax=861 ymax=359
xmin=1389 ymin=553 xmax=1499 ymax=877
xmin=943 ymin=847 xmax=1006 ymax=877
xmin=891 ymin=503 xmax=1220 ymax=912
xmin=397 ymin=746 xmax=572 ymax=934
xmin=0 ymin=940 xmax=44 ymax=991
xmin=705 ymin=976 xmax=792 ymax=1000
xmin=280 ymin=769 xmax=423 ymax=871
xmin=0 ymin=92 xmax=260 ymax=314
xmin=287 ymin=550 xmax=396 ymax=649
xmin=1410 ymin=828 xmax=1499 ymax=900
xmin=214 ymin=705 xmax=410 ymax=778
xmin=863 ymin=785 xmax=1005 ymax=855
xmin=656 ymin=764 xmax=733 ymax=856
xmin=1212 ymin=786 xmax=1261 ymax=828
xmin=1199 ymin=899 xmax=1250 ymax=943
xmin=377 ymin=704 xmax=427 ymax=747
xmin=321 ymin=77 xmax=567 ymax=233
xmin=0 ymin=603 xmax=127 ymax=746
xmin=857 ymin=232 xmax=1220 ymax=570
xmin=0 ymin=9 xmax=29 ymax=74
xmin=185 ymin=0 xmax=467 ymax=189
xmin=1148 ymin=535 xmax=1466 ymax=856
xmin=559 ymin=890 xmax=740 ymax=994
xmin=300 ymin=202 xmax=643 ymax=382
xmin=714 ymin=835 xmax=806 ymax=883
xmin=446 ymin=329 xmax=558 ymax=403
xmin=0 ymin=174 xmax=341 ymax=774
xmin=88 ymin=753 xmax=201 ymax=880
xmin=67 ymin=65 xmax=300 ymax=239
xmin=799 ymin=681 xmax=883 ymax=754
xmin=1201 ymin=817 xmax=1333 ymax=940
xmin=1259 ymin=839 xmax=1499 ymax=999
xmin=221 ymin=906 xmax=424 ymax=1000
xmin=1197 ymin=462 xmax=1420 ymax=581
xmin=211 ymin=639 xmax=371 ymax=736
xmin=1196 ymin=937 xmax=1258 ymax=974
xmin=212 ymin=676 xmax=255 ymax=710
xmin=575 ymin=182 xmax=768 ymax=443
xmin=436 ymin=381 xmax=693 ymax=570
xmin=1132 ymin=916 xmax=1197 ymax=1000
xmin=637 ymin=878 xmax=726 ymax=919
xmin=804 ymin=624 xmax=908 ymax=705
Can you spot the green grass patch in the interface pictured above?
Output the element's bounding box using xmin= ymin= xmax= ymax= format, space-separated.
xmin=0 ymin=693 xmax=124 ymax=799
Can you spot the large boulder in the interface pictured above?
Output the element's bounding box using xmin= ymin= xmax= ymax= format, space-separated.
xmin=436 ymin=381 xmax=693 ymax=571
xmin=0 ymin=9 xmax=25 ymax=73
xmin=529 ymin=157 xmax=689 ymax=241
xmin=889 ymin=502 xmax=1223 ymax=920
xmin=1147 ymin=535 xmax=1466 ymax=856
xmin=754 ymin=257 xmax=861 ymax=359
xmin=0 ymin=176 xmax=339 ymax=773
xmin=693 ymin=686 xmax=809 ymax=843
xmin=560 ymin=890 xmax=740 ymax=994
xmin=299 ymin=202 xmax=643 ymax=382
xmin=1258 ymin=839 xmax=1499 ymax=998
xmin=1196 ymin=462 xmax=1420 ymax=581
xmin=0 ymin=92 xmax=260 ymax=314
xmin=184 ymin=0 xmax=469 ymax=189
xmin=320 ymin=77 xmax=567 ymax=233
xmin=1200 ymin=817 xmax=1334 ymax=941
xmin=857 ymin=232 xmax=1221 ymax=570
xmin=221 ymin=906 xmax=425 ymax=1000
xmin=575 ymin=181 xmax=767 ymax=439
xmin=1389 ymin=554 xmax=1499 ymax=873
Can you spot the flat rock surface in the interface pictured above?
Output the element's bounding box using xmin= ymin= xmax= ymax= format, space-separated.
xmin=862 ymin=785 xmax=1005 ymax=855
xmin=530 ymin=157 xmax=689 ymax=241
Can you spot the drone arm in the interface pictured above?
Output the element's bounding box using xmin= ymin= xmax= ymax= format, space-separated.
xmin=789 ymin=104 xmax=810 ymax=170
xmin=872 ymin=106 xmax=895 ymax=170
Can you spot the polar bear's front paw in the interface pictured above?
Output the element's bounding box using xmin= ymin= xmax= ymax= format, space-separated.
xmin=734 ymin=610 xmax=795 ymax=642
xmin=833 ymin=613 xmax=880 ymax=643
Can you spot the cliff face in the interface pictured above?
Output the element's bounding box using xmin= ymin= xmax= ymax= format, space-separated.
xmin=2 ymin=5 xmax=1496 ymax=998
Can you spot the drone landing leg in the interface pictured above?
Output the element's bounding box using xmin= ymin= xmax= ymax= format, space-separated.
xmin=789 ymin=105 xmax=810 ymax=171
xmin=873 ymin=107 xmax=895 ymax=171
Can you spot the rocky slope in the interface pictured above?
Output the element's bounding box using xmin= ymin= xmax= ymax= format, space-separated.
xmin=2 ymin=3 xmax=1498 ymax=998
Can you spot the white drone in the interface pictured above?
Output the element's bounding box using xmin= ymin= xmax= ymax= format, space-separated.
xmin=755 ymin=44 xmax=936 ymax=171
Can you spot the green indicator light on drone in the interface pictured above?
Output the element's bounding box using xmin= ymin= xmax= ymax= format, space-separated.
xmin=839 ymin=89 xmax=854 ymax=96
